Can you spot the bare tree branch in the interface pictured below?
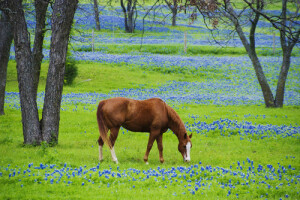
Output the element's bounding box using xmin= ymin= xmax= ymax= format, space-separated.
xmin=243 ymin=0 xmax=300 ymax=45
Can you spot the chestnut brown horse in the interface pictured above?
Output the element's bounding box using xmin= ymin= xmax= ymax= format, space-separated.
xmin=96 ymin=97 xmax=192 ymax=164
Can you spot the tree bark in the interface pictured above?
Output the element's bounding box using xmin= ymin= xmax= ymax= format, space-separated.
xmin=93 ymin=0 xmax=100 ymax=30
xmin=0 ymin=11 xmax=13 ymax=115
xmin=128 ymin=9 xmax=134 ymax=32
xmin=32 ymin=0 xmax=49 ymax=100
xmin=275 ymin=49 xmax=291 ymax=107
xmin=41 ymin=0 xmax=78 ymax=144
xmin=172 ymin=8 xmax=177 ymax=26
xmin=6 ymin=0 xmax=42 ymax=144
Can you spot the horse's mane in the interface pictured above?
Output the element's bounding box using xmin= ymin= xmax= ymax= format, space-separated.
xmin=165 ymin=104 xmax=186 ymax=137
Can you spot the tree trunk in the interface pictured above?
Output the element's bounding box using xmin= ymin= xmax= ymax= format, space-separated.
xmin=121 ymin=0 xmax=130 ymax=32
xmin=41 ymin=0 xmax=78 ymax=144
xmin=32 ymin=0 xmax=49 ymax=100
xmin=171 ymin=8 xmax=177 ymax=26
xmin=0 ymin=11 xmax=13 ymax=115
xmin=7 ymin=0 xmax=41 ymax=144
xmin=128 ymin=10 xmax=134 ymax=33
xmin=93 ymin=0 xmax=100 ymax=30
xmin=275 ymin=49 xmax=291 ymax=107
xmin=247 ymin=50 xmax=275 ymax=107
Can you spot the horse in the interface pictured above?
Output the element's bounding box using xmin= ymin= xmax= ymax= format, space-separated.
xmin=96 ymin=97 xmax=192 ymax=164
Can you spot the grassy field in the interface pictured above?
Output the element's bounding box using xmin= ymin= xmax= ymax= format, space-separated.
xmin=1 ymin=59 xmax=299 ymax=199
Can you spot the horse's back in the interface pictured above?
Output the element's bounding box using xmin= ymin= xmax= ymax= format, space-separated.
xmin=98 ymin=97 xmax=168 ymax=132
xmin=126 ymin=98 xmax=168 ymax=132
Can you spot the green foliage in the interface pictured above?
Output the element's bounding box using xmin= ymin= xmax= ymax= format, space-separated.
xmin=64 ymin=55 xmax=78 ymax=85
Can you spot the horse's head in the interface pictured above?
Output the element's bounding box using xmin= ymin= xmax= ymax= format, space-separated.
xmin=178 ymin=133 xmax=192 ymax=162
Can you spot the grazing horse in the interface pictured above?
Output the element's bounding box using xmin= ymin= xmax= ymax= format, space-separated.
xmin=96 ymin=97 xmax=192 ymax=164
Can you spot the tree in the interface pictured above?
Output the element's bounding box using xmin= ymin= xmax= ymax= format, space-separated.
xmin=164 ymin=0 xmax=179 ymax=26
xmin=93 ymin=0 xmax=101 ymax=30
xmin=0 ymin=0 xmax=78 ymax=145
xmin=243 ymin=0 xmax=300 ymax=107
xmin=120 ymin=0 xmax=138 ymax=33
xmin=0 ymin=11 xmax=13 ymax=115
xmin=192 ymin=0 xmax=299 ymax=107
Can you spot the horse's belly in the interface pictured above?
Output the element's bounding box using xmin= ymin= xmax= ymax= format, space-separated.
xmin=122 ymin=117 xmax=166 ymax=132
xmin=122 ymin=122 xmax=150 ymax=132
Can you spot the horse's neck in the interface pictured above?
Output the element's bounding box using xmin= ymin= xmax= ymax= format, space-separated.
xmin=167 ymin=106 xmax=186 ymax=139
xmin=170 ymin=123 xmax=186 ymax=140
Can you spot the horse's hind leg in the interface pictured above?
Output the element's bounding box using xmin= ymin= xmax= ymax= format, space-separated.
xmin=98 ymin=137 xmax=104 ymax=162
xmin=109 ymin=127 xmax=120 ymax=164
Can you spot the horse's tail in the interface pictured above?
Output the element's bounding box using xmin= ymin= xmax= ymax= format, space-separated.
xmin=97 ymin=100 xmax=112 ymax=148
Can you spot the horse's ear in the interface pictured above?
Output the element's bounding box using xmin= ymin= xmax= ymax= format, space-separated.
xmin=189 ymin=133 xmax=192 ymax=139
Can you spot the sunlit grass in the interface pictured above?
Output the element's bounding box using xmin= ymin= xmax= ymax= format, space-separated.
xmin=1 ymin=58 xmax=299 ymax=199
xmin=1 ymin=106 xmax=299 ymax=199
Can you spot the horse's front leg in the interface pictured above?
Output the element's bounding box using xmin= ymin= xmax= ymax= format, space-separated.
xmin=144 ymin=130 xmax=159 ymax=164
xmin=156 ymin=133 xmax=164 ymax=163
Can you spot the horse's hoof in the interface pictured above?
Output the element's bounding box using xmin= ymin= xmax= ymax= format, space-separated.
xmin=145 ymin=162 xmax=149 ymax=165
xmin=143 ymin=157 xmax=148 ymax=163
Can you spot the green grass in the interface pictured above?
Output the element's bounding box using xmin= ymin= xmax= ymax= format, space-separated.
xmin=1 ymin=106 xmax=299 ymax=199
xmin=1 ymin=61 xmax=299 ymax=199
xmin=71 ymin=43 xmax=300 ymax=57
xmin=5 ymin=61 xmax=199 ymax=94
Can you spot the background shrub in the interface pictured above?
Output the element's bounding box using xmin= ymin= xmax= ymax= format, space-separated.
xmin=64 ymin=56 xmax=78 ymax=85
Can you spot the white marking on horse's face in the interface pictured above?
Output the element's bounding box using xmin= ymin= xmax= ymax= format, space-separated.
xmin=184 ymin=142 xmax=191 ymax=162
